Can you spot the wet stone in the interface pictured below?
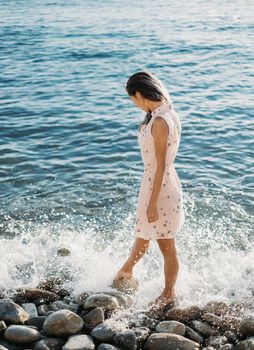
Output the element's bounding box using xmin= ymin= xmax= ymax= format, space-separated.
xmin=239 ymin=317 xmax=254 ymax=337
xmin=191 ymin=320 xmax=219 ymax=337
xmin=25 ymin=316 xmax=46 ymax=330
xmin=218 ymin=344 xmax=235 ymax=350
xmin=21 ymin=303 xmax=38 ymax=318
xmin=90 ymin=322 xmax=116 ymax=342
xmin=0 ymin=298 xmax=30 ymax=324
xmin=185 ymin=325 xmax=204 ymax=344
xmin=33 ymin=337 xmax=66 ymax=350
xmin=165 ymin=306 xmax=203 ymax=322
xmin=43 ymin=309 xmax=84 ymax=336
xmin=224 ymin=330 xmax=238 ymax=344
xmin=113 ymin=329 xmax=138 ymax=350
xmin=0 ymin=321 xmax=7 ymax=333
xmin=143 ymin=333 xmax=200 ymax=350
xmin=4 ymin=325 xmax=41 ymax=343
xmin=202 ymin=313 xmax=223 ymax=327
xmin=82 ymin=307 xmax=104 ymax=330
xmin=97 ymin=344 xmax=122 ymax=350
xmin=62 ymin=334 xmax=95 ymax=350
xmin=206 ymin=335 xmax=228 ymax=348
xmin=37 ymin=304 xmax=50 ymax=316
xmin=235 ymin=337 xmax=254 ymax=350
xmin=155 ymin=320 xmax=186 ymax=336
xmin=204 ymin=302 xmax=229 ymax=316
xmin=83 ymin=293 xmax=120 ymax=311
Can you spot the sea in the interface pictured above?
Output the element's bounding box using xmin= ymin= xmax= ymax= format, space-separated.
xmin=0 ymin=0 xmax=253 ymax=318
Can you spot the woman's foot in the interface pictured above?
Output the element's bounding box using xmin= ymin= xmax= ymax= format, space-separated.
xmin=113 ymin=269 xmax=133 ymax=283
xmin=148 ymin=289 xmax=177 ymax=311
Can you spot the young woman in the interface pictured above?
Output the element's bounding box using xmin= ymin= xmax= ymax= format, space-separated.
xmin=113 ymin=71 xmax=185 ymax=312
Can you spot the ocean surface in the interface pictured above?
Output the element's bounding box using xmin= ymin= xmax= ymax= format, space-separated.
xmin=0 ymin=0 xmax=253 ymax=316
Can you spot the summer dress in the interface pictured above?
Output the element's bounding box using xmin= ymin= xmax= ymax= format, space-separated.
xmin=134 ymin=103 xmax=185 ymax=240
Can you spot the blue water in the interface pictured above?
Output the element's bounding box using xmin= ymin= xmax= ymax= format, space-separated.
xmin=0 ymin=0 xmax=253 ymax=312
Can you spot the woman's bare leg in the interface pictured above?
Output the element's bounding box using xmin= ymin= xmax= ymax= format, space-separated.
xmin=149 ymin=237 xmax=179 ymax=307
xmin=113 ymin=237 xmax=150 ymax=281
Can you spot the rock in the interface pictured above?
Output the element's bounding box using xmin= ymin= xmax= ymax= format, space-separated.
xmin=111 ymin=276 xmax=139 ymax=294
xmin=21 ymin=303 xmax=38 ymax=317
xmin=26 ymin=316 xmax=46 ymax=330
xmin=90 ymin=322 xmax=116 ymax=342
xmin=224 ymin=330 xmax=238 ymax=344
xmin=0 ymin=346 xmax=8 ymax=350
xmin=185 ymin=326 xmax=204 ymax=344
xmin=220 ymin=316 xmax=242 ymax=333
xmin=83 ymin=293 xmax=120 ymax=311
xmin=43 ymin=310 xmax=84 ymax=336
xmin=165 ymin=306 xmax=203 ymax=322
xmin=206 ymin=335 xmax=228 ymax=348
xmin=0 ymin=321 xmax=7 ymax=333
xmin=33 ymin=337 xmax=66 ymax=350
xmin=57 ymin=248 xmax=71 ymax=256
xmin=202 ymin=348 xmax=215 ymax=350
xmin=191 ymin=320 xmax=219 ymax=337
xmin=62 ymin=334 xmax=95 ymax=350
xmin=143 ymin=333 xmax=200 ymax=350
xmin=141 ymin=316 xmax=159 ymax=330
xmin=49 ymin=300 xmax=72 ymax=311
xmin=218 ymin=344 xmax=235 ymax=350
xmin=235 ymin=337 xmax=254 ymax=350
xmin=33 ymin=298 xmax=48 ymax=306
xmin=113 ymin=329 xmax=138 ymax=350
xmin=97 ymin=345 xmax=122 ymax=350
xmin=4 ymin=325 xmax=41 ymax=343
xmin=155 ymin=320 xmax=186 ymax=336
xmin=0 ymin=338 xmax=24 ymax=350
xmin=202 ymin=313 xmax=223 ymax=327
xmin=204 ymin=302 xmax=229 ymax=316
xmin=37 ymin=304 xmax=50 ymax=316
xmin=103 ymin=290 xmax=134 ymax=308
xmin=82 ymin=307 xmax=104 ymax=330
xmin=13 ymin=287 xmax=60 ymax=303
xmin=0 ymin=298 xmax=30 ymax=324
xmin=133 ymin=327 xmax=150 ymax=348
xmin=239 ymin=317 xmax=254 ymax=337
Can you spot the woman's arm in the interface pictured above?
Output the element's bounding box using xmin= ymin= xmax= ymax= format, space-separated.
xmin=146 ymin=117 xmax=169 ymax=223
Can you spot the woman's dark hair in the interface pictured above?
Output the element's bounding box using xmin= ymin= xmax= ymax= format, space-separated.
xmin=126 ymin=70 xmax=172 ymax=131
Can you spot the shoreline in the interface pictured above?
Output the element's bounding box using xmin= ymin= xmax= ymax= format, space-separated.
xmin=0 ymin=281 xmax=253 ymax=350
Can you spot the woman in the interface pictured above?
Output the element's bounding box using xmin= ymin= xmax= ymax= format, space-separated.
xmin=113 ymin=70 xmax=185 ymax=311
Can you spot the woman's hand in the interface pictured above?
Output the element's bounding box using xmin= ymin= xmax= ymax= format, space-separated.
xmin=146 ymin=201 xmax=159 ymax=223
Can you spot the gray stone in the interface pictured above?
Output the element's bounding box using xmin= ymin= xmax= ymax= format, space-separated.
xmin=155 ymin=320 xmax=186 ymax=336
xmin=204 ymin=302 xmax=229 ymax=316
xmin=111 ymin=276 xmax=139 ymax=294
xmin=235 ymin=337 xmax=254 ymax=350
xmin=224 ymin=330 xmax=238 ymax=344
xmin=191 ymin=320 xmax=219 ymax=337
xmin=4 ymin=325 xmax=41 ymax=343
xmin=202 ymin=313 xmax=223 ymax=327
xmin=143 ymin=333 xmax=200 ymax=350
xmin=33 ymin=337 xmax=66 ymax=350
xmin=49 ymin=300 xmax=70 ymax=311
xmin=83 ymin=293 xmax=120 ymax=311
xmin=21 ymin=303 xmax=38 ymax=318
xmin=141 ymin=316 xmax=159 ymax=330
xmin=26 ymin=316 xmax=46 ymax=330
xmin=103 ymin=290 xmax=134 ymax=308
xmin=202 ymin=348 xmax=215 ymax=350
xmin=218 ymin=344 xmax=235 ymax=350
xmin=37 ymin=304 xmax=50 ymax=316
xmin=14 ymin=287 xmax=60 ymax=303
xmin=0 ymin=346 xmax=8 ymax=350
xmin=62 ymin=334 xmax=95 ymax=350
xmin=43 ymin=310 xmax=84 ymax=336
xmin=185 ymin=326 xmax=204 ymax=344
xmin=0 ymin=298 xmax=30 ymax=324
xmin=239 ymin=317 xmax=254 ymax=337
xmin=90 ymin=323 xmax=116 ymax=342
xmin=206 ymin=335 xmax=228 ymax=348
xmin=165 ymin=306 xmax=203 ymax=322
xmin=133 ymin=327 xmax=150 ymax=347
xmin=220 ymin=316 xmax=242 ymax=333
xmin=98 ymin=345 xmax=122 ymax=350
xmin=113 ymin=329 xmax=137 ymax=350
xmin=82 ymin=307 xmax=104 ymax=330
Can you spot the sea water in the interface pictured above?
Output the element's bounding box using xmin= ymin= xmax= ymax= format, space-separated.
xmin=0 ymin=0 xmax=253 ymax=318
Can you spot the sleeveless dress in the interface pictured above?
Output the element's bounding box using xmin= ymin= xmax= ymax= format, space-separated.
xmin=133 ymin=103 xmax=185 ymax=240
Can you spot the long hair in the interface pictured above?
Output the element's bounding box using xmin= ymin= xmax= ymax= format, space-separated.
xmin=125 ymin=70 xmax=173 ymax=132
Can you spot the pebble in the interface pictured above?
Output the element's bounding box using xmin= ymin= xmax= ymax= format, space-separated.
xmin=204 ymin=302 xmax=229 ymax=316
xmin=191 ymin=320 xmax=219 ymax=337
xmin=90 ymin=322 xmax=116 ymax=342
xmin=83 ymin=293 xmax=120 ymax=311
xmin=82 ymin=307 xmax=105 ymax=330
xmin=206 ymin=335 xmax=228 ymax=348
xmin=43 ymin=309 xmax=84 ymax=336
xmin=4 ymin=325 xmax=41 ymax=343
xmin=25 ymin=316 xmax=47 ymax=330
xmin=155 ymin=320 xmax=186 ymax=336
xmin=97 ymin=344 xmax=122 ymax=350
xmin=235 ymin=336 xmax=254 ymax=350
xmin=239 ymin=317 xmax=254 ymax=337
xmin=21 ymin=303 xmax=38 ymax=317
xmin=185 ymin=325 xmax=204 ymax=344
xmin=165 ymin=306 xmax=203 ymax=322
xmin=218 ymin=344 xmax=235 ymax=350
xmin=143 ymin=332 xmax=200 ymax=350
xmin=62 ymin=334 xmax=95 ymax=350
xmin=33 ymin=337 xmax=66 ymax=350
xmin=0 ymin=298 xmax=29 ymax=324
xmin=113 ymin=329 xmax=138 ymax=350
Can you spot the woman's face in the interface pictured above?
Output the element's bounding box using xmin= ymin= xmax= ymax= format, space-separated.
xmin=129 ymin=91 xmax=148 ymax=112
